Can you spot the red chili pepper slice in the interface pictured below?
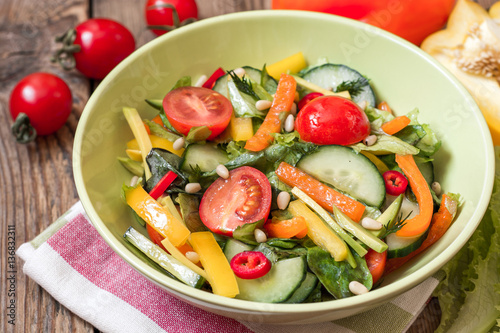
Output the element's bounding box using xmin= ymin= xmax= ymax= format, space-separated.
xmin=202 ymin=67 xmax=225 ymax=89
xmin=383 ymin=170 xmax=408 ymax=196
xmin=230 ymin=251 xmax=272 ymax=279
xmin=148 ymin=171 xmax=177 ymax=199
xmin=297 ymin=92 xmax=323 ymax=111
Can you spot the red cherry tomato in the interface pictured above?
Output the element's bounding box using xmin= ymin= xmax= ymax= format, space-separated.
xmin=295 ymin=95 xmax=370 ymax=145
xmin=297 ymin=92 xmax=323 ymax=111
xmin=145 ymin=0 xmax=198 ymax=36
xmin=230 ymin=251 xmax=272 ymax=279
xmin=70 ymin=19 xmax=135 ymax=79
xmin=199 ymin=166 xmax=272 ymax=236
xmin=9 ymin=72 xmax=72 ymax=141
xmin=365 ymin=248 xmax=387 ymax=285
xmin=162 ymin=86 xmax=233 ymax=140
xmin=271 ymin=0 xmax=455 ymax=45
xmin=383 ymin=170 xmax=409 ymax=196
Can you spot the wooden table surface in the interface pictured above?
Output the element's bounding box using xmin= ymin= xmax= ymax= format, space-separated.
xmin=0 ymin=0 xmax=495 ymax=332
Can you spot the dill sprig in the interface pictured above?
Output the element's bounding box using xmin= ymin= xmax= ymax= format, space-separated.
xmin=380 ymin=210 xmax=412 ymax=239
xmin=335 ymin=77 xmax=369 ymax=97
xmin=228 ymin=70 xmax=260 ymax=101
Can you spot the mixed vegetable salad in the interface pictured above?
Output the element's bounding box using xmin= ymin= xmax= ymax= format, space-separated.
xmin=119 ymin=53 xmax=460 ymax=303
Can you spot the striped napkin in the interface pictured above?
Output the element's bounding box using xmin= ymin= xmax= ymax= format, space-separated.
xmin=16 ymin=201 xmax=439 ymax=333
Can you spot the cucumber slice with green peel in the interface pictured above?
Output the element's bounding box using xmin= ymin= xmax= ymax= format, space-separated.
xmin=297 ymin=145 xmax=386 ymax=208
xmin=284 ymin=272 xmax=319 ymax=303
xmin=300 ymin=63 xmax=376 ymax=106
xmin=213 ymin=66 xmax=278 ymax=97
xmin=235 ymin=256 xmax=307 ymax=303
xmin=180 ymin=143 xmax=229 ymax=173
xmin=386 ymin=230 xmax=427 ymax=258
xmin=123 ymin=227 xmax=205 ymax=288
xmin=223 ymin=238 xmax=254 ymax=263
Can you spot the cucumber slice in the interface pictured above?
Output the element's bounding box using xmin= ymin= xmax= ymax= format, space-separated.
xmin=123 ymin=227 xmax=205 ymax=288
xmin=213 ymin=66 xmax=278 ymax=97
xmin=300 ymin=64 xmax=376 ymax=106
xmin=180 ymin=143 xmax=229 ymax=173
xmin=386 ymin=231 xmax=427 ymax=258
xmin=284 ymin=272 xmax=319 ymax=303
xmin=235 ymin=256 xmax=307 ymax=303
xmin=297 ymin=145 xmax=386 ymax=208
xmin=223 ymin=238 xmax=254 ymax=263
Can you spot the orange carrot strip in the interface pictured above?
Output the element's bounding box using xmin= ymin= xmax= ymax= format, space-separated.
xmin=275 ymin=162 xmax=365 ymax=222
xmin=151 ymin=115 xmax=164 ymax=127
xmin=395 ymin=154 xmax=434 ymax=237
xmin=385 ymin=194 xmax=458 ymax=274
xmin=264 ymin=216 xmax=308 ymax=239
xmin=377 ymin=101 xmax=392 ymax=114
xmin=244 ymin=74 xmax=296 ymax=151
xmin=381 ymin=115 xmax=411 ymax=135
xmin=144 ymin=122 xmax=151 ymax=135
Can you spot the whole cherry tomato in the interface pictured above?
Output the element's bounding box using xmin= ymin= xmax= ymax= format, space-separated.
xmin=297 ymin=92 xmax=323 ymax=111
xmin=9 ymin=72 xmax=72 ymax=142
xmin=272 ymin=0 xmax=456 ymax=45
xmin=230 ymin=251 xmax=272 ymax=279
xmin=145 ymin=0 xmax=198 ymax=36
xmin=295 ymin=95 xmax=370 ymax=146
xmin=53 ymin=18 xmax=135 ymax=79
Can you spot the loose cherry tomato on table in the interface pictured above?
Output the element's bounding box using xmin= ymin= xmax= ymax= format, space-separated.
xmin=383 ymin=170 xmax=409 ymax=196
xmin=365 ymin=248 xmax=387 ymax=285
xmin=295 ymin=95 xmax=370 ymax=145
xmin=230 ymin=251 xmax=272 ymax=279
xmin=162 ymin=86 xmax=233 ymax=140
xmin=53 ymin=18 xmax=135 ymax=79
xmin=9 ymin=72 xmax=72 ymax=143
xmin=199 ymin=166 xmax=272 ymax=236
xmin=145 ymin=0 xmax=198 ymax=36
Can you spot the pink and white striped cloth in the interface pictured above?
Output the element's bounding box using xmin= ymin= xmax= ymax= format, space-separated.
xmin=17 ymin=201 xmax=439 ymax=333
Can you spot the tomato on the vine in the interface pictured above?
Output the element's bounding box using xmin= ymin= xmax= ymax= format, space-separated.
xmin=199 ymin=166 xmax=272 ymax=236
xmin=53 ymin=18 xmax=135 ymax=80
xmin=295 ymin=95 xmax=370 ymax=145
xmin=9 ymin=72 xmax=72 ymax=142
xmin=145 ymin=0 xmax=198 ymax=36
xmin=162 ymin=86 xmax=233 ymax=140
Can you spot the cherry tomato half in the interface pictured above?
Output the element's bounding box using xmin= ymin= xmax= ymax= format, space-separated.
xmin=230 ymin=251 xmax=272 ymax=279
xmin=365 ymin=248 xmax=387 ymax=285
xmin=295 ymin=95 xmax=370 ymax=145
xmin=383 ymin=170 xmax=409 ymax=196
xmin=162 ymin=86 xmax=233 ymax=140
xmin=72 ymin=19 xmax=135 ymax=79
xmin=199 ymin=166 xmax=272 ymax=236
xmin=9 ymin=72 xmax=72 ymax=141
xmin=145 ymin=0 xmax=198 ymax=36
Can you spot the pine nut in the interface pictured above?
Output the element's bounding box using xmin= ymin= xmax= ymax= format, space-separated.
xmin=277 ymin=191 xmax=291 ymax=210
xmin=173 ymin=137 xmax=185 ymax=150
xmin=361 ymin=217 xmax=383 ymax=230
xmin=216 ymin=164 xmax=229 ymax=179
xmin=194 ymin=75 xmax=208 ymax=87
xmin=254 ymin=229 xmax=267 ymax=243
xmin=255 ymin=100 xmax=272 ymax=111
xmin=130 ymin=176 xmax=139 ymax=187
xmin=357 ymin=100 xmax=368 ymax=110
xmin=185 ymin=183 xmax=202 ymax=193
xmin=431 ymin=181 xmax=441 ymax=196
xmin=284 ymin=114 xmax=295 ymax=132
xmin=349 ymin=281 xmax=369 ymax=295
xmin=363 ymin=135 xmax=377 ymax=146
xmin=233 ymin=67 xmax=246 ymax=77
xmin=185 ymin=251 xmax=200 ymax=264
xmin=290 ymin=102 xmax=297 ymax=115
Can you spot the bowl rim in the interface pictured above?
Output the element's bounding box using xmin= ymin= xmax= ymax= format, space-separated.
xmin=73 ymin=9 xmax=495 ymax=316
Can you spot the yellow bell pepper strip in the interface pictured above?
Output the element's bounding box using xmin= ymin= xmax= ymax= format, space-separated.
xmin=123 ymin=107 xmax=153 ymax=179
xmin=385 ymin=193 xmax=459 ymax=274
xmin=189 ymin=232 xmax=239 ymax=298
xmin=160 ymin=236 xmax=207 ymax=278
xmin=127 ymin=134 xmax=184 ymax=157
xmin=126 ymin=149 xmax=142 ymax=162
xmin=266 ymin=52 xmax=307 ymax=80
xmin=380 ymin=115 xmax=411 ymax=135
xmin=292 ymin=75 xmax=351 ymax=100
xmin=421 ymin=0 xmax=500 ymax=145
xmin=288 ymin=200 xmax=349 ymax=263
xmin=360 ymin=151 xmax=390 ymax=174
xmin=125 ymin=185 xmax=190 ymax=247
xmin=394 ymin=154 xmax=434 ymax=237
xmin=229 ymin=113 xmax=253 ymax=141
xmin=275 ymin=162 xmax=366 ymax=222
xmin=244 ymin=74 xmax=297 ymax=151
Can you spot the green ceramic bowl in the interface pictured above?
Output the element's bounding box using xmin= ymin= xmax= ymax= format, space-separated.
xmin=73 ymin=10 xmax=494 ymax=324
